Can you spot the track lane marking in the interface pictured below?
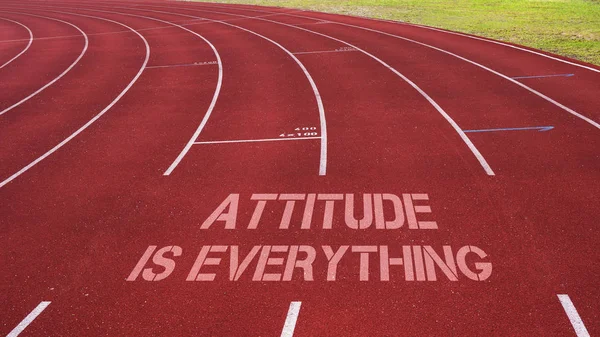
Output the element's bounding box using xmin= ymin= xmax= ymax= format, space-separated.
xmin=0 ymin=4 xmax=224 ymax=178
xmin=293 ymin=48 xmax=357 ymax=55
xmin=278 ymin=15 xmax=600 ymax=130
xmin=0 ymin=5 xmax=301 ymax=44
xmin=0 ymin=19 xmax=204 ymax=44
xmin=185 ymin=2 xmax=600 ymax=74
xmin=0 ymin=9 xmax=150 ymax=189
xmin=140 ymin=4 xmax=494 ymax=175
xmin=0 ymin=11 xmax=88 ymax=117
xmin=557 ymin=294 xmax=590 ymax=337
xmin=464 ymin=126 xmax=554 ymax=133
xmin=146 ymin=61 xmax=217 ymax=69
xmin=0 ymin=17 xmax=33 ymax=69
xmin=195 ymin=137 xmax=321 ymax=145
xmin=281 ymin=301 xmax=301 ymax=337
xmin=511 ymin=73 xmax=574 ymax=80
xmin=7 ymin=301 xmax=51 ymax=337
xmin=84 ymin=5 xmax=328 ymax=176
xmin=284 ymin=18 xmax=600 ymax=130
xmin=391 ymin=22 xmax=600 ymax=74
xmin=180 ymin=4 xmax=600 ymax=130
xmin=74 ymin=9 xmax=224 ymax=178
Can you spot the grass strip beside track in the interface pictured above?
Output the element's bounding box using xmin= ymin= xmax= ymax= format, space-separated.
xmin=193 ymin=0 xmax=600 ymax=66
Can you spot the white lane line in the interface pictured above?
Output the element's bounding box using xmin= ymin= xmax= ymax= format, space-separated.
xmin=0 ymin=17 xmax=33 ymax=69
xmin=188 ymin=3 xmax=600 ymax=74
xmin=154 ymin=5 xmax=494 ymax=175
xmin=393 ymin=22 xmax=600 ymax=74
xmin=195 ymin=136 xmax=321 ymax=145
xmin=97 ymin=5 xmax=328 ymax=176
xmin=0 ymin=10 xmax=150 ymax=189
xmin=7 ymin=301 xmax=51 ymax=337
xmin=294 ymin=20 xmax=332 ymax=26
xmin=0 ymin=19 xmax=202 ymax=44
xmin=1 ymin=5 xmax=223 ymax=178
xmin=146 ymin=61 xmax=217 ymax=69
xmin=293 ymin=48 xmax=357 ymax=55
xmin=183 ymin=4 xmax=600 ymax=130
xmin=308 ymin=20 xmax=600 ymax=130
xmin=0 ymin=11 xmax=88 ymax=117
xmin=0 ymin=5 xmax=300 ymax=42
xmin=280 ymin=301 xmax=302 ymax=337
xmin=557 ymin=294 xmax=591 ymax=337
xmin=69 ymin=8 xmax=224 ymax=178
xmin=511 ymin=73 xmax=574 ymax=80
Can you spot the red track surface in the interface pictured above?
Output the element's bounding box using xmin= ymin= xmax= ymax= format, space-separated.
xmin=1 ymin=1 xmax=598 ymax=336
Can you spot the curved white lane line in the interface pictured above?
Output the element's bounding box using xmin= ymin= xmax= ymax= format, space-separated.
xmin=0 ymin=10 xmax=150 ymax=188
xmin=0 ymin=11 xmax=88 ymax=117
xmin=136 ymin=3 xmax=494 ymax=175
xmin=0 ymin=4 xmax=224 ymax=176
xmin=187 ymin=2 xmax=600 ymax=73
xmin=368 ymin=18 xmax=600 ymax=74
xmin=307 ymin=21 xmax=600 ymax=130
xmin=0 ymin=17 xmax=33 ymax=69
xmin=54 ymin=7 xmax=223 ymax=177
xmin=178 ymin=4 xmax=600 ymax=130
xmin=77 ymin=4 xmax=327 ymax=176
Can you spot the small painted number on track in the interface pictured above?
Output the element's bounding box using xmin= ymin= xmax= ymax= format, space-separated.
xmin=280 ymin=127 xmax=318 ymax=138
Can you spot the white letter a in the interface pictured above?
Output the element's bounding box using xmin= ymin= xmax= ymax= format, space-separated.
xmin=201 ymin=194 xmax=239 ymax=229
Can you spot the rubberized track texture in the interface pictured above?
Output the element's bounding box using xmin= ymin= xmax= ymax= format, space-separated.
xmin=0 ymin=1 xmax=598 ymax=336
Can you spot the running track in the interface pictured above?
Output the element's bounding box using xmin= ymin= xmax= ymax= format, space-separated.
xmin=0 ymin=1 xmax=598 ymax=336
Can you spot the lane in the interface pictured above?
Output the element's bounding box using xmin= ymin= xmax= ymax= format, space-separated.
xmin=55 ymin=7 xmax=226 ymax=178
xmin=0 ymin=17 xmax=32 ymax=69
xmin=0 ymin=2 xmax=479 ymax=336
xmin=190 ymin=3 xmax=600 ymax=123
xmin=186 ymin=1 xmax=600 ymax=74
xmin=17 ymin=2 xmax=329 ymax=176
xmin=81 ymin=6 xmax=326 ymax=177
xmin=117 ymin=3 xmax=494 ymax=176
xmin=48 ymin=0 xmax=495 ymax=176
xmin=291 ymin=15 xmax=600 ymax=129
xmin=0 ymin=11 xmax=86 ymax=114
xmin=0 ymin=8 xmax=148 ymax=187
xmin=0 ymin=2 xmax=598 ymax=337
xmin=89 ymin=3 xmax=600 ymax=336
xmin=1 ymin=4 xmax=324 ymax=336
xmin=165 ymin=4 xmax=600 ymax=177
xmin=0 ymin=5 xmax=217 ymax=335
xmin=32 ymin=4 xmax=546 ymax=336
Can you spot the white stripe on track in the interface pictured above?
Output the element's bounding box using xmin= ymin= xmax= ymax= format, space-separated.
xmin=293 ymin=48 xmax=356 ymax=55
xmin=0 ymin=17 xmax=33 ymax=69
xmin=143 ymin=4 xmax=494 ymax=175
xmin=61 ymin=7 xmax=224 ymax=177
xmin=0 ymin=9 xmax=150 ymax=188
xmin=280 ymin=301 xmax=302 ymax=337
xmin=195 ymin=137 xmax=321 ymax=145
xmin=37 ymin=7 xmax=224 ymax=177
xmin=392 ymin=22 xmax=600 ymax=74
xmin=187 ymin=2 xmax=600 ymax=74
xmin=7 ymin=301 xmax=51 ymax=337
xmin=557 ymin=294 xmax=590 ymax=337
xmin=0 ymin=11 xmax=88 ymax=117
xmin=183 ymin=4 xmax=600 ymax=130
xmin=146 ymin=61 xmax=217 ymax=69
xmin=85 ymin=4 xmax=328 ymax=176
xmin=305 ymin=20 xmax=600 ymax=130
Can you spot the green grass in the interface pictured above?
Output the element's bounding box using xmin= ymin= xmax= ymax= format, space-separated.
xmin=199 ymin=0 xmax=600 ymax=65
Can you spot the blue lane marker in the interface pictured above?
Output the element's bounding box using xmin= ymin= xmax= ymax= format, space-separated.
xmin=511 ymin=73 xmax=574 ymax=80
xmin=464 ymin=126 xmax=554 ymax=133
